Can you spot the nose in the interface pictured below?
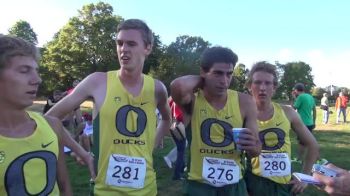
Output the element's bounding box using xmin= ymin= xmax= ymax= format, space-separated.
xmin=30 ymin=70 xmax=42 ymax=85
xmin=120 ymin=43 xmax=129 ymax=52
xmin=259 ymin=83 xmax=267 ymax=91
xmin=221 ymin=75 xmax=231 ymax=87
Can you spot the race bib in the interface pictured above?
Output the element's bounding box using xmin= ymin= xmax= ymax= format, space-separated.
xmin=260 ymin=153 xmax=291 ymax=177
xmin=202 ymin=157 xmax=240 ymax=187
xmin=105 ymin=154 xmax=146 ymax=189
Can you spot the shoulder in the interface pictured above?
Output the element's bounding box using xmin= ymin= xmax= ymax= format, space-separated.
xmin=78 ymin=72 xmax=107 ymax=97
xmin=86 ymin=72 xmax=107 ymax=84
xmin=237 ymin=92 xmax=254 ymax=105
xmin=280 ymin=104 xmax=298 ymax=121
xmin=154 ymin=79 xmax=168 ymax=103
xmin=154 ymin=79 xmax=167 ymax=95
xmin=76 ymin=72 xmax=107 ymax=93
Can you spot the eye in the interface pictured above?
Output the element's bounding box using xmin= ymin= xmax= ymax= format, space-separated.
xmin=116 ymin=40 xmax=123 ymax=46
xmin=127 ymin=41 xmax=137 ymax=47
xmin=253 ymin=80 xmax=262 ymax=85
xmin=265 ymin=81 xmax=272 ymax=86
xmin=19 ymin=66 xmax=30 ymax=73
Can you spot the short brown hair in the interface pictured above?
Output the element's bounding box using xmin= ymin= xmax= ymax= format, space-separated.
xmin=246 ymin=61 xmax=278 ymax=88
xmin=117 ymin=19 xmax=153 ymax=48
xmin=0 ymin=35 xmax=40 ymax=70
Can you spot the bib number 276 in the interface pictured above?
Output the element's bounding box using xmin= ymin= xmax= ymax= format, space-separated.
xmin=202 ymin=157 xmax=240 ymax=187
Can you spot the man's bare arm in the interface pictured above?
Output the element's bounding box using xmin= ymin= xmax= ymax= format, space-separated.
xmin=154 ymin=80 xmax=172 ymax=148
xmin=170 ymin=75 xmax=202 ymax=114
xmin=237 ymin=93 xmax=261 ymax=157
xmin=284 ymin=105 xmax=319 ymax=174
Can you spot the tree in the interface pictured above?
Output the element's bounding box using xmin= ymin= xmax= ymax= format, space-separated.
xmin=311 ymin=87 xmax=326 ymax=101
xmin=277 ymin=61 xmax=315 ymax=100
xmin=143 ymin=34 xmax=164 ymax=74
xmin=8 ymin=20 xmax=38 ymax=45
xmin=149 ymin=35 xmax=210 ymax=88
xmin=231 ymin=63 xmax=248 ymax=92
xmin=41 ymin=2 xmax=122 ymax=91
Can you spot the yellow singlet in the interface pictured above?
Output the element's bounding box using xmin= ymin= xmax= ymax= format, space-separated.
xmin=92 ymin=70 xmax=157 ymax=196
xmin=250 ymin=103 xmax=292 ymax=184
xmin=188 ymin=90 xmax=244 ymax=187
xmin=0 ymin=111 xmax=59 ymax=195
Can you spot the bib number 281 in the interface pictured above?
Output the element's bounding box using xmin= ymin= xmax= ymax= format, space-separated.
xmin=106 ymin=154 xmax=146 ymax=189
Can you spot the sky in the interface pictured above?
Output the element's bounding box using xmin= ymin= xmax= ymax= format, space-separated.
xmin=1 ymin=0 xmax=349 ymax=88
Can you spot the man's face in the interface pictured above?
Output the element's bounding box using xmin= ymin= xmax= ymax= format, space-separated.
xmin=0 ymin=56 xmax=41 ymax=108
xmin=116 ymin=29 xmax=151 ymax=71
xmin=201 ymin=62 xmax=233 ymax=97
xmin=249 ymin=71 xmax=276 ymax=104
xmin=293 ymin=89 xmax=300 ymax=97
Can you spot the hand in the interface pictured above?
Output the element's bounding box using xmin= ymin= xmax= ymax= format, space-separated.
xmin=291 ymin=91 xmax=297 ymax=99
xmin=155 ymin=137 xmax=164 ymax=149
xmin=235 ymin=128 xmax=260 ymax=156
xmin=79 ymin=151 xmax=96 ymax=180
xmin=313 ymin=164 xmax=350 ymax=196
xmin=289 ymin=178 xmax=308 ymax=194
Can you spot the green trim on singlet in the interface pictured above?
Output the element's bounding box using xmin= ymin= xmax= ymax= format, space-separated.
xmin=185 ymin=124 xmax=192 ymax=178
xmin=92 ymin=113 xmax=100 ymax=175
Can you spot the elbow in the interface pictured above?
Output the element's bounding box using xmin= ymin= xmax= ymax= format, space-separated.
xmin=306 ymin=140 xmax=320 ymax=157
xmin=170 ymin=79 xmax=182 ymax=94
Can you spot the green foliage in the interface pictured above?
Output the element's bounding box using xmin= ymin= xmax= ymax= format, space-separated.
xmin=311 ymin=87 xmax=326 ymax=101
xmin=143 ymin=34 xmax=164 ymax=74
xmin=277 ymin=61 xmax=315 ymax=100
xmin=40 ymin=2 xmax=122 ymax=91
xmin=149 ymin=35 xmax=210 ymax=88
xmin=8 ymin=20 xmax=38 ymax=45
xmin=231 ymin=63 xmax=248 ymax=92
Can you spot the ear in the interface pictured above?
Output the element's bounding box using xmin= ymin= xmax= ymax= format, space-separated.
xmin=200 ymin=68 xmax=205 ymax=77
xmin=272 ymin=85 xmax=277 ymax=93
xmin=145 ymin=44 xmax=152 ymax=56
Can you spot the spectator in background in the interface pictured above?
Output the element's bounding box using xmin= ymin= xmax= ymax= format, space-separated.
xmin=292 ymin=83 xmax=316 ymax=161
xmin=43 ymin=90 xmax=64 ymax=113
xmin=163 ymin=96 xmax=186 ymax=180
xmin=335 ymin=91 xmax=348 ymax=123
xmin=75 ymin=112 xmax=93 ymax=152
xmin=66 ymin=79 xmax=80 ymax=95
xmin=62 ymin=80 xmax=82 ymax=131
xmin=320 ymin=93 xmax=329 ymax=124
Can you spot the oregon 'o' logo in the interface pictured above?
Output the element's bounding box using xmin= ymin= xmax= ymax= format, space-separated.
xmin=0 ymin=151 xmax=5 ymax=163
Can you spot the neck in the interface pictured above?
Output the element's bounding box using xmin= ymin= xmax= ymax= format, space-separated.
xmin=202 ymin=88 xmax=227 ymax=110
xmin=0 ymin=107 xmax=29 ymax=130
xmin=118 ymin=69 xmax=144 ymax=97
xmin=256 ymin=101 xmax=274 ymax=121
xmin=119 ymin=68 xmax=143 ymax=84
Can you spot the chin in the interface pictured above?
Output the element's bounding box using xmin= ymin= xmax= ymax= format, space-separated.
xmin=21 ymin=98 xmax=34 ymax=108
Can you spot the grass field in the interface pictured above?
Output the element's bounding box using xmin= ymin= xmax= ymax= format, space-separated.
xmin=28 ymin=103 xmax=350 ymax=195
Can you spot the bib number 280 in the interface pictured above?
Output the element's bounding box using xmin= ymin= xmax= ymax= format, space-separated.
xmin=260 ymin=153 xmax=290 ymax=177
